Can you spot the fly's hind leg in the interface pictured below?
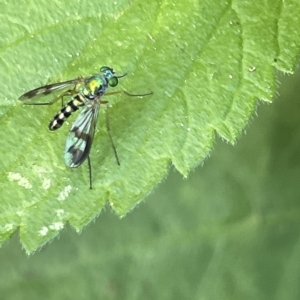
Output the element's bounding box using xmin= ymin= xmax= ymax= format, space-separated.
xmin=27 ymin=89 xmax=79 ymax=107
xmin=88 ymin=156 xmax=93 ymax=189
xmin=104 ymin=103 xmax=120 ymax=166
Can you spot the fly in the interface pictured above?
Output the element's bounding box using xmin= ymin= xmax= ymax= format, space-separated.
xmin=19 ymin=66 xmax=153 ymax=189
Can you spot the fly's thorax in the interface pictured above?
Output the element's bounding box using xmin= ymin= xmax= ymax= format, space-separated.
xmin=82 ymin=75 xmax=107 ymax=99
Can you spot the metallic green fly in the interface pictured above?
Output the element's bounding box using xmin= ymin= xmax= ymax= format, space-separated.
xmin=19 ymin=66 xmax=153 ymax=189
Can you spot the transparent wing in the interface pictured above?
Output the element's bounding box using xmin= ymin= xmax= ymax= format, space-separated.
xmin=19 ymin=77 xmax=86 ymax=103
xmin=64 ymin=101 xmax=101 ymax=167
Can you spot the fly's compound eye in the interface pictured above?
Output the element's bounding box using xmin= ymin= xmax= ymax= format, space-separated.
xmin=108 ymin=77 xmax=118 ymax=87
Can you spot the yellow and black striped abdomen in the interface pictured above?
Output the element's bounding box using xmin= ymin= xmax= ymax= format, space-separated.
xmin=49 ymin=95 xmax=85 ymax=131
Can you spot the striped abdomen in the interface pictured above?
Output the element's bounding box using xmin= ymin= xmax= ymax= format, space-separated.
xmin=49 ymin=95 xmax=85 ymax=130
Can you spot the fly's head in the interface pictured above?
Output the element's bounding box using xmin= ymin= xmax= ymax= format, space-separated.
xmin=100 ymin=66 xmax=127 ymax=88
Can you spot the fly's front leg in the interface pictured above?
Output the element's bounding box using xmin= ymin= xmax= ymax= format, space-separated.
xmin=105 ymin=90 xmax=153 ymax=97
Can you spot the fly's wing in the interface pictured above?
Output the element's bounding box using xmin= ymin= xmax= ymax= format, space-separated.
xmin=64 ymin=101 xmax=101 ymax=167
xmin=19 ymin=77 xmax=86 ymax=103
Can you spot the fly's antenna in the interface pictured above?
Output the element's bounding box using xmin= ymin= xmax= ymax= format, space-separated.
xmin=116 ymin=72 xmax=127 ymax=79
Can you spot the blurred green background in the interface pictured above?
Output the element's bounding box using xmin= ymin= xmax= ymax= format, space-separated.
xmin=1 ymin=67 xmax=300 ymax=299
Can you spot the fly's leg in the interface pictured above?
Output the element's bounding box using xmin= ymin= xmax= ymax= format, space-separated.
xmin=104 ymin=103 xmax=120 ymax=166
xmin=99 ymin=90 xmax=153 ymax=167
xmin=25 ymin=89 xmax=78 ymax=106
xmin=105 ymin=90 xmax=153 ymax=97
xmin=88 ymin=156 xmax=93 ymax=189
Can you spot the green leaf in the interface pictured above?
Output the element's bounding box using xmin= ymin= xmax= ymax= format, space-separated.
xmin=0 ymin=0 xmax=300 ymax=253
